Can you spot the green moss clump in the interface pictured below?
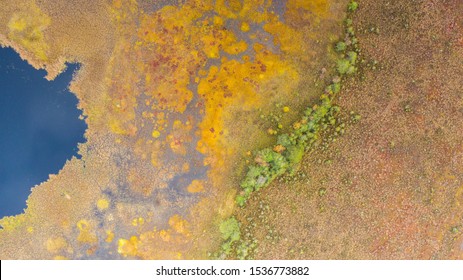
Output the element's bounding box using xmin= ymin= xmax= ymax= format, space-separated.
xmin=347 ymin=51 xmax=358 ymax=64
xmin=347 ymin=26 xmax=355 ymax=35
xmin=277 ymin=134 xmax=294 ymax=147
xmin=325 ymin=81 xmax=342 ymax=94
xmin=337 ymin=51 xmax=358 ymax=75
xmin=337 ymin=59 xmax=351 ymax=75
xmin=335 ymin=41 xmax=347 ymax=52
xmin=348 ymin=1 xmax=359 ymax=12
xmin=285 ymin=144 xmax=304 ymax=165
xmin=219 ymin=217 xmax=241 ymax=255
xmin=346 ymin=65 xmax=357 ymax=75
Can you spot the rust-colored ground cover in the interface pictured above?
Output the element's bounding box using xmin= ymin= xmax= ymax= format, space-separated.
xmin=238 ymin=0 xmax=463 ymax=259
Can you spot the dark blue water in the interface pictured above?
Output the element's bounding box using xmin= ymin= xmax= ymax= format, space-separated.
xmin=0 ymin=47 xmax=87 ymax=218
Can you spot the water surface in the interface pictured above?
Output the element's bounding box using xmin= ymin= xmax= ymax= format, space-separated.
xmin=0 ymin=47 xmax=86 ymax=218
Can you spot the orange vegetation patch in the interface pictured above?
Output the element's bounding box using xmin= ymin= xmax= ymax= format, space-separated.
xmin=0 ymin=0 xmax=343 ymax=259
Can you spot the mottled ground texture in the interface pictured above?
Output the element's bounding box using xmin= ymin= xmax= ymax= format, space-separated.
xmin=2 ymin=0 xmax=462 ymax=260
xmin=0 ymin=0 xmax=349 ymax=259
xmin=238 ymin=0 xmax=463 ymax=259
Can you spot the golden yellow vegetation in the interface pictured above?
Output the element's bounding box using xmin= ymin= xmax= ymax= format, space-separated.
xmin=0 ymin=0 xmax=342 ymax=259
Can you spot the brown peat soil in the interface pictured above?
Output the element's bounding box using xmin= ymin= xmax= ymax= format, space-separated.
xmin=238 ymin=0 xmax=463 ymax=259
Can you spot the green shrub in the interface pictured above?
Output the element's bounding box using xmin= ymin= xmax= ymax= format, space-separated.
xmin=347 ymin=51 xmax=358 ymax=64
xmin=220 ymin=217 xmax=240 ymax=241
xmin=219 ymin=217 xmax=241 ymax=255
xmin=277 ymin=134 xmax=293 ymax=147
xmin=347 ymin=26 xmax=355 ymax=35
xmin=235 ymin=195 xmax=246 ymax=207
xmin=270 ymin=153 xmax=289 ymax=175
xmin=335 ymin=41 xmax=346 ymax=52
xmin=327 ymin=83 xmax=341 ymax=94
xmin=256 ymin=148 xmax=276 ymax=164
xmin=286 ymin=145 xmax=304 ymax=165
xmin=348 ymin=1 xmax=358 ymax=12
xmin=346 ymin=65 xmax=357 ymax=74
xmin=337 ymin=59 xmax=351 ymax=75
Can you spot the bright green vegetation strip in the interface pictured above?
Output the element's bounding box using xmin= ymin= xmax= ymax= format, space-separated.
xmin=236 ymin=1 xmax=361 ymax=207
xmin=218 ymin=1 xmax=361 ymax=259
xmin=219 ymin=217 xmax=241 ymax=255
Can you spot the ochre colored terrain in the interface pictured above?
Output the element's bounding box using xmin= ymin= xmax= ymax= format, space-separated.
xmin=0 ymin=0 xmax=349 ymax=259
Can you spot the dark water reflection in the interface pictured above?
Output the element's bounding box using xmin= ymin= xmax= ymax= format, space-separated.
xmin=0 ymin=47 xmax=86 ymax=218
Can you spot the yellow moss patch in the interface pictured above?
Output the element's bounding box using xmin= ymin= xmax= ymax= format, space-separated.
xmin=223 ymin=40 xmax=248 ymax=55
xmin=159 ymin=230 xmax=171 ymax=242
xmin=132 ymin=217 xmax=145 ymax=227
xmin=0 ymin=214 xmax=26 ymax=231
xmin=118 ymin=236 xmax=139 ymax=257
xmin=97 ymin=198 xmax=109 ymax=211
xmin=197 ymin=43 xmax=299 ymax=168
xmin=263 ymin=20 xmax=304 ymax=55
xmin=168 ymin=215 xmax=190 ymax=236
xmin=7 ymin=2 xmax=51 ymax=61
xmin=105 ymin=230 xmax=115 ymax=243
xmin=241 ymin=22 xmax=250 ymax=32
xmin=187 ymin=180 xmax=205 ymax=193
xmin=109 ymin=119 xmax=129 ymax=135
xmin=46 ymin=237 xmax=68 ymax=254
xmin=287 ymin=0 xmax=329 ymax=16
xmin=76 ymin=220 xmax=98 ymax=244
xmin=151 ymin=130 xmax=161 ymax=138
